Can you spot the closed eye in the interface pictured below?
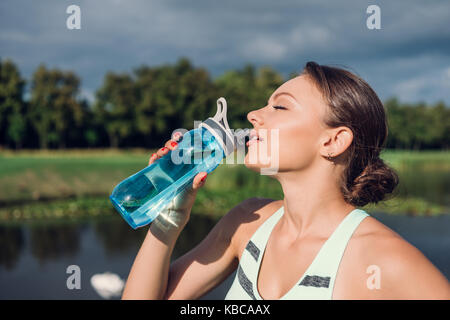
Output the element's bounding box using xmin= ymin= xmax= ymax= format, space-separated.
xmin=273 ymin=105 xmax=286 ymax=110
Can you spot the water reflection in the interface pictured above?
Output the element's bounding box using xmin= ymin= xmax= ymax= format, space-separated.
xmin=0 ymin=226 xmax=24 ymax=270
xmin=93 ymin=218 xmax=147 ymax=258
xmin=398 ymin=164 xmax=450 ymax=206
xmin=0 ymin=213 xmax=220 ymax=273
xmin=30 ymin=224 xmax=81 ymax=266
xmin=93 ymin=214 xmax=219 ymax=260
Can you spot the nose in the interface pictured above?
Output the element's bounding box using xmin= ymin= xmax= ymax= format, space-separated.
xmin=247 ymin=107 xmax=264 ymax=127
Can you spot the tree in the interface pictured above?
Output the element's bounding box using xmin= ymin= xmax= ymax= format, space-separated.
xmin=385 ymin=97 xmax=449 ymax=150
xmin=214 ymin=64 xmax=284 ymax=129
xmin=427 ymin=101 xmax=449 ymax=149
xmin=385 ymin=97 xmax=410 ymax=149
xmin=133 ymin=57 xmax=216 ymax=148
xmin=0 ymin=58 xmax=26 ymax=149
xmin=94 ymin=72 xmax=137 ymax=148
xmin=29 ymin=64 xmax=84 ymax=149
xmin=7 ymin=109 xmax=27 ymax=149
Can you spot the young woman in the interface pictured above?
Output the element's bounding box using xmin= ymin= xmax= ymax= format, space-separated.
xmin=122 ymin=62 xmax=450 ymax=300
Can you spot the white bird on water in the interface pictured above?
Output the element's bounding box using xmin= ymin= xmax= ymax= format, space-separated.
xmin=90 ymin=272 xmax=125 ymax=299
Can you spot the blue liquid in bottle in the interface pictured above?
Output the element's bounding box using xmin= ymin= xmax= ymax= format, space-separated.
xmin=109 ymin=97 xmax=249 ymax=229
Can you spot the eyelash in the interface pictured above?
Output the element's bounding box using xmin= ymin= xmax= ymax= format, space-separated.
xmin=272 ymin=105 xmax=286 ymax=110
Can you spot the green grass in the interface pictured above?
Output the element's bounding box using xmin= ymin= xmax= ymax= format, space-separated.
xmin=0 ymin=149 xmax=148 ymax=203
xmin=0 ymin=148 xmax=448 ymax=222
xmin=381 ymin=149 xmax=450 ymax=169
xmin=0 ymin=197 xmax=114 ymax=223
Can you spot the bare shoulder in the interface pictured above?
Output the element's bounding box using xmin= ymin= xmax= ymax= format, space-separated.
xmin=336 ymin=214 xmax=450 ymax=299
xmin=220 ymin=197 xmax=282 ymax=260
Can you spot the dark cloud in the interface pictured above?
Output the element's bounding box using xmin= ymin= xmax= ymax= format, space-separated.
xmin=0 ymin=0 xmax=449 ymax=104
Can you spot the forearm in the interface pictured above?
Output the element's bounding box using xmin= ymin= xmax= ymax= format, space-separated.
xmin=121 ymin=223 xmax=181 ymax=300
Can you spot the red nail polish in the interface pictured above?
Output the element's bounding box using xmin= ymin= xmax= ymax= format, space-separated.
xmin=171 ymin=141 xmax=177 ymax=147
xmin=201 ymin=174 xmax=207 ymax=182
xmin=162 ymin=147 xmax=167 ymax=151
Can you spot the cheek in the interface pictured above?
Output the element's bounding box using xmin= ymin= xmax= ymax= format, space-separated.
xmin=243 ymin=112 xmax=324 ymax=172
xmin=278 ymin=116 xmax=323 ymax=169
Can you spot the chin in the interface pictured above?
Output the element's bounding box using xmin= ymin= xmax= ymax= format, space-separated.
xmin=243 ymin=159 xmax=260 ymax=173
xmin=244 ymin=152 xmax=279 ymax=176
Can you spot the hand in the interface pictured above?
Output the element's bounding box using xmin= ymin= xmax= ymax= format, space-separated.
xmin=148 ymin=131 xmax=208 ymax=242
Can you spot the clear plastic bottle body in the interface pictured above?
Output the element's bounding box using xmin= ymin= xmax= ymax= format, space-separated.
xmin=109 ymin=126 xmax=225 ymax=229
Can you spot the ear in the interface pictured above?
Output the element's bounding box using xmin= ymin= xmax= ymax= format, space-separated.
xmin=320 ymin=126 xmax=353 ymax=159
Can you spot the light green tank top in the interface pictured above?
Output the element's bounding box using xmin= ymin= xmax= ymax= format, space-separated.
xmin=224 ymin=206 xmax=369 ymax=300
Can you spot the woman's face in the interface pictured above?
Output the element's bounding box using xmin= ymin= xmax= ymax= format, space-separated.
xmin=244 ymin=74 xmax=329 ymax=174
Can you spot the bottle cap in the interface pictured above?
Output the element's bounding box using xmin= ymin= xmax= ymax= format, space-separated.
xmin=199 ymin=97 xmax=249 ymax=157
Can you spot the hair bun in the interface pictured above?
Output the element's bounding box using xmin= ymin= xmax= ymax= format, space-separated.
xmin=346 ymin=157 xmax=399 ymax=207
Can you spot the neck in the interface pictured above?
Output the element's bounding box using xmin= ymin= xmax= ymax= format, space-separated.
xmin=275 ymin=161 xmax=355 ymax=241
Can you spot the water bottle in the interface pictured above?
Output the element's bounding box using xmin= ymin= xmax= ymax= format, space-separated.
xmin=109 ymin=97 xmax=249 ymax=229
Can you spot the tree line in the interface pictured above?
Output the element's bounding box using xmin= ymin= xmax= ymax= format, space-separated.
xmin=0 ymin=57 xmax=448 ymax=150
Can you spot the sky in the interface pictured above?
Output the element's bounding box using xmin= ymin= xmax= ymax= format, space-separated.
xmin=1 ymin=0 xmax=449 ymax=105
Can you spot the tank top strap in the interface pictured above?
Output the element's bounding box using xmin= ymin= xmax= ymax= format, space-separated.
xmin=231 ymin=205 xmax=284 ymax=300
xmin=248 ymin=205 xmax=284 ymax=250
xmin=299 ymin=209 xmax=369 ymax=295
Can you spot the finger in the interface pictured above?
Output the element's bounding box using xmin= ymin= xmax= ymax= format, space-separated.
xmin=148 ymin=132 xmax=183 ymax=166
xmin=192 ymin=172 xmax=207 ymax=190
xmin=156 ymin=146 xmax=170 ymax=157
xmin=165 ymin=131 xmax=183 ymax=150
xmin=148 ymin=152 xmax=158 ymax=165
xmin=171 ymin=131 xmax=183 ymax=142
xmin=164 ymin=139 xmax=178 ymax=151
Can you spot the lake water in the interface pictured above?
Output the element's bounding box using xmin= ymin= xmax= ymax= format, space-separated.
xmin=1 ymin=211 xmax=449 ymax=300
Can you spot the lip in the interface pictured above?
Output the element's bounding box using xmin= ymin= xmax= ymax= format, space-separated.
xmin=249 ymin=129 xmax=258 ymax=140
xmin=248 ymin=129 xmax=264 ymax=143
xmin=246 ymin=139 xmax=260 ymax=147
xmin=246 ymin=129 xmax=264 ymax=147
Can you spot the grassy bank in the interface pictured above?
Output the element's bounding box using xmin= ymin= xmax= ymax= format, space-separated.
xmin=0 ymin=149 xmax=448 ymax=222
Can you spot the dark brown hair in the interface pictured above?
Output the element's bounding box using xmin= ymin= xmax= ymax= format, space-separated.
xmin=301 ymin=61 xmax=399 ymax=207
